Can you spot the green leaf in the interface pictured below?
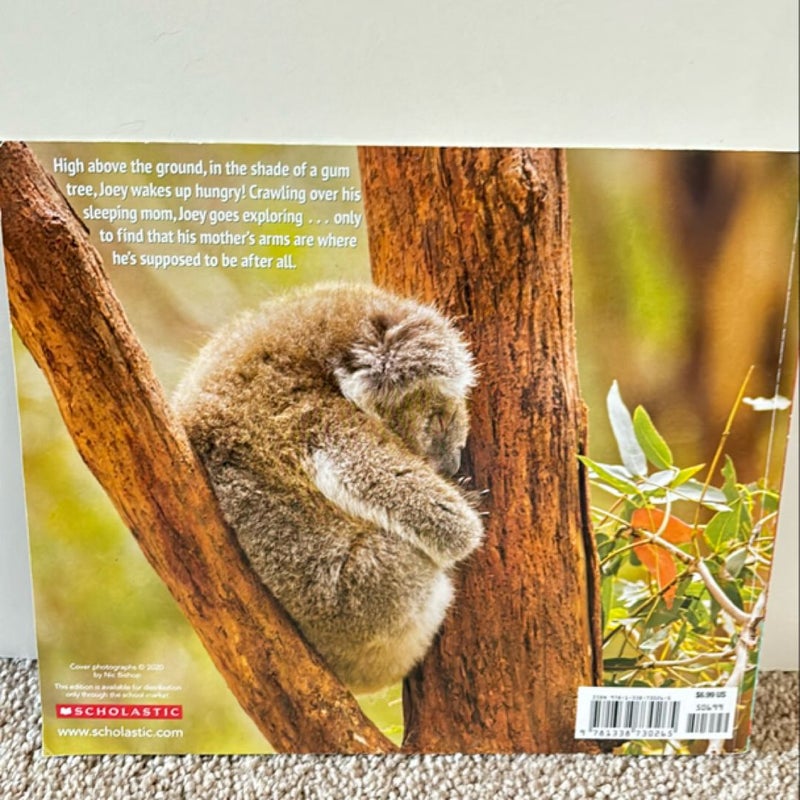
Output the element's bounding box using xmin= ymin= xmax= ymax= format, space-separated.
xmin=704 ymin=511 xmax=738 ymax=551
xmin=724 ymin=549 xmax=747 ymax=578
xmin=639 ymin=627 xmax=671 ymax=651
xmin=648 ymin=605 xmax=679 ymax=629
xmin=720 ymin=579 xmax=744 ymax=611
xmin=645 ymin=469 xmax=679 ymax=488
xmin=758 ymin=487 xmax=780 ymax=514
xmin=604 ymin=657 xmax=640 ymax=671
xmin=607 ymin=381 xmax=648 ymax=477
xmin=669 ymin=480 xmax=731 ymax=511
xmin=739 ymin=501 xmax=753 ymax=540
xmin=684 ymin=600 xmax=710 ymax=631
xmin=672 ymin=620 xmax=689 ymax=652
xmin=601 ymin=554 xmax=623 ymax=576
xmin=721 ymin=456 xmax=739 ymax=502
xmin=684 ymin=579 xmax=707 ymax=599
xmin=578 ymin=456 xmax=639 ymax=494
xmin=672 ymin=464 xmax=706 ymax=487
xmin=742 ymin=484 xmax=780 ymax=519
xmin=738 ymin=572 xmax=759 ymax=605
xmin=633 ymin=405 xmax=674 ymax=469
xmin=704 ymin=492 xmax=752 ymax=551
xmin=616 ymin=578 xmax=651 ymax=606
xmin=708 ymin=595 xmax=721 ymax=622
xmin=601 ymin=576 xmax=615 ymax=618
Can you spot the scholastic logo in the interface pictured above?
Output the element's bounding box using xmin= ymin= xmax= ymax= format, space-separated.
xmin=56 ymin=704 xmax=183 ymax=720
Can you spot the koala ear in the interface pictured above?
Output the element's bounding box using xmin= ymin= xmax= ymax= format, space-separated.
xmin=334 ymin=308 xmax=476 ymax=410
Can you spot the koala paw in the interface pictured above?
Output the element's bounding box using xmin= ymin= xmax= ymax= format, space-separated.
xmin=421 ymin=491 xmax=484 ymax=566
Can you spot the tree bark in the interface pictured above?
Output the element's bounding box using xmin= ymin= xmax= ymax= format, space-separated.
xmin=0 ymin=141 xmax=397 ymax=754
xmin=358 ymin=147 xmax=602 ymax=753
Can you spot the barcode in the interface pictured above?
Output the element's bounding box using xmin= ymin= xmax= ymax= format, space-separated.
xmin=589 ymin=697 xmax=680 ymax=733
xmin=575 ymin=687 xmax=738 ymax=740
xmin=686 ymin=711 xmax=731 ymax=735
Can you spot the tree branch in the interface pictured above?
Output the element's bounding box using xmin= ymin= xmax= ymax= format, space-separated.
xmin=0 ymin=141 xmax=396 ymax=754
xmin=637 ymin=649 xmax=736 ymax=669
xmin=705 ymin=588 xmax=768 ymax=755
xmin=629 ymin=527 xmax=750 ymax=625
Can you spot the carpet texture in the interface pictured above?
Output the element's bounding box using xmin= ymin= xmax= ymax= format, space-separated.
xmin=1 ymin=660 xmax=797 ymax=800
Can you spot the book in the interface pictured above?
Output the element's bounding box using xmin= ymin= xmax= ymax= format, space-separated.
xmin=1 ymin=141 xmax=796 ymax=755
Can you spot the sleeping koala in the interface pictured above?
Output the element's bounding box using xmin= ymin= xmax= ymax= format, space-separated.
xmin=173 ymin=283 xmax=483 ymax=692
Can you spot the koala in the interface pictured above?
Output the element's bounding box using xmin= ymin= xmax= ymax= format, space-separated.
xmin=173 ymin=282 xmax=483 ymax=693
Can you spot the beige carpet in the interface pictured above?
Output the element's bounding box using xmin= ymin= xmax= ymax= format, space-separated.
xmin=1 ymin=660 xmax=797 ymax=800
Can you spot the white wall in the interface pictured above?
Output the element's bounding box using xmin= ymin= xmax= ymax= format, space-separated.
xmin=0 ymin=248 xmax=34 ymax=656
xmin=0 ymin=1 xmax=797 ymax=665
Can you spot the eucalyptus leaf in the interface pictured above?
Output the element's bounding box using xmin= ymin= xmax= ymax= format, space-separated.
xmin=633 ymin=405 xmax=674 ymax=469
xmin=721 ymin=456 xmax=739 ymax=503
xmin=669 ymin=480 xmax=731 ymax=510
xmin=684 ymin=597 xmax=712 ymax=632
xmin=738 ymin=500 xmax=753 ymax=539
xmin=720 ymin=579 xmax=744 ymax=611
xmin=644 ymin=469 xmax=679 ymax=488
xmin=684 ymin=579 xmax=707 ymax=599
xmin=601 ymin=554 xmax=623 ymax=576
xmin=653 ymin=490 xmax=731 ymax=512
xmin=672 ymin=463 xmax=706 ymax=487
xmin=744 ymin=485 xmax=780 ymax=515
xmin=578 ymin=456 xmax=639 ymax=493
xmin=617 ymin=579 xmax=651 ymax=605
xmin=672 ymin=620 xmax=689 ymax=652
xmin=678 ymin=480 xmax=729 ymax=503
xmin=639 ymin=627 xmax=671 ymax=652
xmin=704 ymin=498 xmax=751 ymax=551
xmin=757 ymin=488 xmax=780 ymax=514
xmin=601 ymin=576 xmax=615 ymax=617
xmin=604 ymin=657 xmax=640 ymax=671
xmin=648 ymin=606 xmax=679 ymax=628
xmin=685 ymin=606 xmax=701 ymax=629
xmin=724 ymin=548 xmax=747 ymax=578
xmin=737 ymin=565 xmax=757 ymax=586
xmin=607 ymin=381 xmax=648 ymax=477
xmin=704 ymin=511 xmax=737 ymax=551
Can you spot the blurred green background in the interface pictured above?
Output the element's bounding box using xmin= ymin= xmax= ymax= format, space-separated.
xmin=14 ymin=144 xmax=798 ymax=754
xmin=570 ymin=150 xmax=797 ymax=486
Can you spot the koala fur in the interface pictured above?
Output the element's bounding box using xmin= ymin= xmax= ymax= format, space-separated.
xmin=173 ymin=282 xmax=483 ymax=693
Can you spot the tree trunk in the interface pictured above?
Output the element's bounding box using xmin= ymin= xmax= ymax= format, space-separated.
xmin=0 ymin=141 xmax=397 ymax=754
xmin=358 ymin=147 xmax=602 ymax=753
